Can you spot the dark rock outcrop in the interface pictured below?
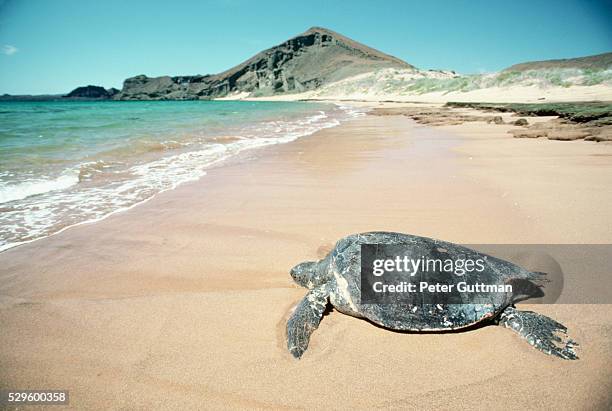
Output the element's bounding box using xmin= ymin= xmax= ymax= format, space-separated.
xmin=585 ymin=132 xmax=612 ymax=142
xmin=65 ymin=85 xmax=113 ymax=99
xmin=446 ymin=102 xmax=612 ymax=126
xmin=115 ymin=27 xmax=413 ymax=100
xmin=0 ymin=93 xmax=63 ymax=101
xmin=371 ymin=104 xmax=612 ymax=143
xmin=509 ymin=129 xmax=549 ymax=138
xmin=513 ymin=118 xmax=529 ymax=126
xmin=547 ymin=130 xmax=592 ymax=141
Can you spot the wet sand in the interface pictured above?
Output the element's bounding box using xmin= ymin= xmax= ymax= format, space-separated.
xmin=1 ymin=113 xmax=611 ymax=409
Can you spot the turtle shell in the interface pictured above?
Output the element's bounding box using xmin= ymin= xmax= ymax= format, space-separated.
xmin=327 ymin=232 xmax=531 ymax=331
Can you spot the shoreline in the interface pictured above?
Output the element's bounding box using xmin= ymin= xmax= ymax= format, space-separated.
xmin=0 ymin=100 xmax=357 ymax=254
xmin=1 ymin=109 xmax=611 ymax=408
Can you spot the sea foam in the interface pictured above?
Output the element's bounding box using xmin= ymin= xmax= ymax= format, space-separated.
xmin=0 ymin=101 xmax=364 ymax=251
xmin=0 ymin=172 xmax=79 ymax=204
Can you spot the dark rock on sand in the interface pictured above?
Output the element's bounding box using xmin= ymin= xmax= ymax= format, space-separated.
xmin=585 ymin=133 xmax=612 ymax=142
xmin=446 ymin=102 xmax=612 ymax=127
xmin=371 ymin=107 xmax=511 ymax=126
xmin=514 ymin=118 xmax=529 ymax=126
xmin=509 ymin=129 xmax=548 ymax=138
xmin=372 ymin=104 xmax=612 ymax=144
xmin=547 ymin=130 xmax=591 ymax=141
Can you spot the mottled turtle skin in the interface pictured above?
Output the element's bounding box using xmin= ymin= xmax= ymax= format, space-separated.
xmin=287 ymin=232 xmax=578 ymax=360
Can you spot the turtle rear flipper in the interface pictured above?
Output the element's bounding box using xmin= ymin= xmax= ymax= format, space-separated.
xmin=287 ymin=285 xmax=329 ymax=359
xmin=499 ymin=306 xmax=579 ymax=360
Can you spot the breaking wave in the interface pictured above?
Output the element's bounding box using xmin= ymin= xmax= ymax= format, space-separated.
xmin=0 ymin=102 xmax=364 ymax=251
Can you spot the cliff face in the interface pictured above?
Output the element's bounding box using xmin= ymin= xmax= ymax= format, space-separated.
xmin=115 ymin=27 xmax=413 ymax=100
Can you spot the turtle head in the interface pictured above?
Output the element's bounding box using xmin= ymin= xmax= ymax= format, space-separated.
xmin=290 ymin=261 xmax=319 ymax=289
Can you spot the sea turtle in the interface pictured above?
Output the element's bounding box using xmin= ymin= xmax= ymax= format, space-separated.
xmin=286 ymin=232 xmax=578 ymax=359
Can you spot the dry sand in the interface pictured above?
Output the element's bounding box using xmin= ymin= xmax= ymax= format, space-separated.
xmin=1 ymin=111 xmax=611 ymax=410
xmin=241 ymin=83 xmax=612 ymax=103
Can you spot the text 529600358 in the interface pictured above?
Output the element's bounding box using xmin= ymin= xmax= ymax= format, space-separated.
xmin=1 ymin=390 xmax=69 ymax=405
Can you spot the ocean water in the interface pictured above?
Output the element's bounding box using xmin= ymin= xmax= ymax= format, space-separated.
xmin=0 ymin=100 xmax=363 ymax=251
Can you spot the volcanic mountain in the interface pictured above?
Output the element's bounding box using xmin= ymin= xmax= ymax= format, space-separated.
xmin=115 ymin=27 xmax=413 ymax=100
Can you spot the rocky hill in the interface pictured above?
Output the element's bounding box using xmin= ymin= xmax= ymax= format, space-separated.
xmin=65 ymin=85 xmax=120 ymax=99
xmin=115 ymin=27 xmax=412 ymax=100
xmin=503 ymin=52 xmax=612 ymax=72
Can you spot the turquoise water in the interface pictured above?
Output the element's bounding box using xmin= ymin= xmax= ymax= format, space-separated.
xmin=0 ymin=100 xmax=362 ymax=251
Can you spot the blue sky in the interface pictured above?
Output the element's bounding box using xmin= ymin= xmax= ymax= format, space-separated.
xmin=0 ymin=0 xmax=611 ymax=94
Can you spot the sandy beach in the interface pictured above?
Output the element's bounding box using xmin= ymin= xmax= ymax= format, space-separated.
xmin=1 ymin=109 xmax=611 ymax=409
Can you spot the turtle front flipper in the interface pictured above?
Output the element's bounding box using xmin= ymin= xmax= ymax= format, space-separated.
xmin=287 ymin=285 xmax=329 ymax=359
xmin=499 ymin=306 xmax=579 ymax=360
